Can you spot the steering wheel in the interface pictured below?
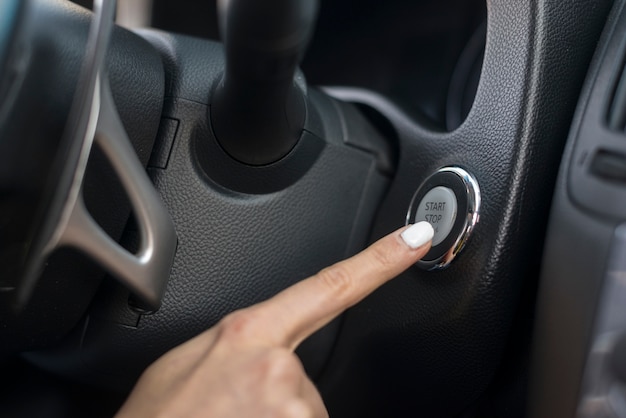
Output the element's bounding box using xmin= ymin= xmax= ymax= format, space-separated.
xmin=0 ymin=0 xmax=622 ymax=417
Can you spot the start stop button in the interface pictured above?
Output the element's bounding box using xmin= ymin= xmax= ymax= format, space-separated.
xmin=406 ymin=167 xmax=480 ymax=270
xmin=415 ymin=186 xmax=458 ymax=246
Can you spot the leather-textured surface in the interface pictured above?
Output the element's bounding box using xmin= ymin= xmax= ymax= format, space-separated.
xmin=134 ymin=31 xmax=224 ymax=104
xmin=317 ymin=0 xmax=613 ymax=416
xmin=36 ymin=99 xmax=390 ymax=389
xmin=29 ymin=32 xmax=393 ymax=391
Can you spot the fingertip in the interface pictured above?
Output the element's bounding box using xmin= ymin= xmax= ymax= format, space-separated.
xmin=400 ymin=221 xmax=434 ymax=250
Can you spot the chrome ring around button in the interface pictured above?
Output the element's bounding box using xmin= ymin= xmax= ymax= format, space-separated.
xmin=406 ymin=166 xmax=481 ymax=270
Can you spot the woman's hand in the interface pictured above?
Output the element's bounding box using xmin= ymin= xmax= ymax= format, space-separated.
xmin=115 ymin=222 xmax=434 ymax=418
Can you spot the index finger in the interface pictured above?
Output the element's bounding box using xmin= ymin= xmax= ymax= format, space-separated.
xmin=251 ymin=222 xmax=434 ymax=349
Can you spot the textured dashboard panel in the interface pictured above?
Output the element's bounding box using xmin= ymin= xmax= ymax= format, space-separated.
xmin=28 ymin=34 xmax=394 ymax=391
xmin=318 ymin=0 xmax=613 ymax=416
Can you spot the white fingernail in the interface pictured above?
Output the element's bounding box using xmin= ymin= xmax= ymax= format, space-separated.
xmin=401 ymin=222 xmax=434 ymax=249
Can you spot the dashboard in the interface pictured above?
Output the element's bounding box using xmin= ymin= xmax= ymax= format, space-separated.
xmin=1 ymin=0 xmax=625 ymax=417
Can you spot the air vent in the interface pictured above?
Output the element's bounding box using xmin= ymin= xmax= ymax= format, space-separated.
xmin=591 ymin=149 xmax=626 ymax=184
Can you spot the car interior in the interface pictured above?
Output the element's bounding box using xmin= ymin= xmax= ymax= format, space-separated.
xmin=1 ymin=0 xmax=626 ymax=416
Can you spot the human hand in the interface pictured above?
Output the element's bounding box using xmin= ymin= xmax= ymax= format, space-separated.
xmin=115 ymin=222 xmax=434 ymax=418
